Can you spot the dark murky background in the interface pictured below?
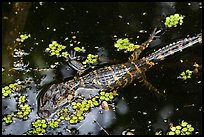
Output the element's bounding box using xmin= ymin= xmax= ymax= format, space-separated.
xmin=2 ymin=2 xmax=202 ymax=135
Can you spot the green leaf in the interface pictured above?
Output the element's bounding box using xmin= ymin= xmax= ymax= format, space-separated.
xmin=105 ymin=93 xmax=109 ymax=97
xmin=42 ymin=123 xmax=47 ymax=128
xmin=188 ymin=127 xmax=194 ymax=132
xmin=175 ymin=129 xmax=181 ymax=135
xmin=100 ymin=96 xmax=105 ymax=100
xmin=78 ymin=116 xmax=84 ymax=120
xmin=171 ymin=126 xmax=176 ymax=131
xmin=105 ymin=97 xmax=110 ymax=101
xmin=168 ymin=131 xmax=175 ymax=135
xmin=176 ymin=125 xmax=182 ymax=130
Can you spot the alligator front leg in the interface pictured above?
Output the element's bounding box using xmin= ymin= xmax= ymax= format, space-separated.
xmin=66 ymin=50 xmax=91 ymax=77
xmin=128 ymin=28 xmax=161 ymax=61
xmin=67 ymin=50 xmax=86 ymax=72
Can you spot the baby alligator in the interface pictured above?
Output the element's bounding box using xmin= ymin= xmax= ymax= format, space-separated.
xmin=37 ymin=29 xmax=202 ymax=118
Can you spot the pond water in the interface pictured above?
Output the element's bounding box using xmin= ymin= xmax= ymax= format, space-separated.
xmin=2 ymin=2 xmax=202 ymax=135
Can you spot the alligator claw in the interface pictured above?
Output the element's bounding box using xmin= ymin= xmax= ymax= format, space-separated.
xmin=67 ymin=50 xmax=86 ymax=72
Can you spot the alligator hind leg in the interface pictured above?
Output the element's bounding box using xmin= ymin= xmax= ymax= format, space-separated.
xmin=137 ymin=73 xmax=166 ymax=98
xmin=128 ymin=28 xmax=161 ymax=61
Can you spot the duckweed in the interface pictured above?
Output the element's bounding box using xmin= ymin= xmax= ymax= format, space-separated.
xmin=74 ymin=46 xmax=86 ymax=52
xmin=2 ymin=113 xmax=15 ymax=124
xmin=67 ymin=96 xmax=101 ymax=124
xmin=178 ymin=69 xmax=193 ymax=80
xmin=2 ymin=83 xmax=19 ymax=97
xmin=175 ymin=129 xmax=181 ymax=135
xmin=93 ymin=100 xmax=99 ymax=106
xmin=167 ymin=120 xmax=195 ymax=135
xmin=78 ymin=115 xmax=84 ymax=120
xmin=61 ymin=51 xmax=69 ymax=58
xmin=65 ymin=117 xmax=71 ymax=121
xmin=28 ymin=119 xmax=48 ymax=135
xmin=18 ymin=95 xmax=26 ymax=105
xmin=167 ymin=131 xmax=175 ymax=135
xmin=17 ymin=34 xmax=31 ymax=42
xmin=176 ymin=125 xmax=182 ymax=130
xmin=17 ymin=103 xmax=32 ymax=120
xmin=46 ymin=41 xmax=67 ymax=57
xmin=99 ymin=90 xmax=118 ymax=102
xmin=3 ymin=94 xmax=32 ymax=124
xmin=181 ymin=121 xmax=188 ymax=127
xmin=82 ymin=54 xmax=98 ymax=65
xmin=114 ymin=38 xmax=140 ymax=52
xmin=48 ymin=120 xmax=59 ymax=128
xmin=164 ymin=13 xmax=184 ymax=28
xmin=70 ymin=119 xmax=77 ymax=124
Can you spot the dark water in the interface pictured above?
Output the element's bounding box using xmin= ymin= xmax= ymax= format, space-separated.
xmin=2 ymin=2 xmax=202 ymax=135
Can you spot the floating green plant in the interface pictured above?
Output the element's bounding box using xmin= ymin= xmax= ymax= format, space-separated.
xmin=99 ymin=90 xmax=118 ymax=102
xmin=16 ymin=34 xmax=31 ymax=42
xmin=166 ymin=120 xmax=195 ymax=135
xmin=82 ymin=54 xmax=98 ymax=65
xmin=17 ymin=95 xmax=26 ymax=105
xmin=3 ymin=95 xmax=32 ymax=124
xmin=45 ymin=41 xmax=67 ymax=57
xmin=61 ymin=51 xmax=69 ymax=58
xmin=164 ymin=13 xmax=184 ymax=28
xmin=114 ymin=38 xmax=140 ymax=52
xmin=2 ymin=113 xmax=15 ymax=124
xmin=178 ymin=69 xmax=193 ymax=80
xmin=16 ymin=103 xmax=32 ymax=120
xmin=74 ymin=46 xmax=86 ymax=52
xmin=57 ymin=107 xmax=70 ymax=117
xmin=27 ymin=119 xmax=47 ymax=135
xmin=2 ymin=83 xmax=20 ymax=97
xmin=48 ymin=119 xmax=59 ymax=129
xmin=65 ymin=96 xmax=100 ymax=124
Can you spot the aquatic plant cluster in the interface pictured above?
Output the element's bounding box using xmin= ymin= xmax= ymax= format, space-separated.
xmin=166 ymin=120 xmax=195 ymax=135
xmin=2 ymin=83 xmax=19 ymax=97
xmin=45 ymin=41 xmax=68 ymax=58
xmin=114 ymin=38 xmax=140 ymax=52
xmin=99 ymin=90 xmax=118 ymax=101
xmin=74 ymin=46 xmax=86 ymax=52
xmin=2 ymin=113 xmax=15 ymax=124
xmin=26 ymin=90 xmax=119 ymax=135
xmin=178 ymin=69 xmax=193 ymax=80
xmin=16 ymin=34 xmax=31 ymax=42
xmin=82 ymin=54 xmax=98 ymax=65
xmin=27 ymin=119 xmax=48 ymax=135
xmin=3 ymin=95 xmax=32 ymax=124
xmin=3 ymin=9 xmax=200 ymax=135
xmin=16 ymin=103 xmax=32 ymax=120
xmin=165 ymin=13 xmax=184 ymax=28
xmin=45 ymin=37 xmax=98 ymax=66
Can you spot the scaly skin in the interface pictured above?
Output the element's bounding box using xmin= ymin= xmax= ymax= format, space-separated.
xmin=38 ymin=32 xmax=202 ymax=118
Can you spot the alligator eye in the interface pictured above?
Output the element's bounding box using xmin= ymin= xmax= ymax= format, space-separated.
xmin=38 ymin=110 xmax=51 ymax=118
